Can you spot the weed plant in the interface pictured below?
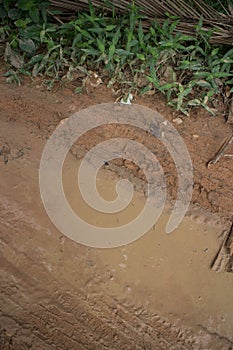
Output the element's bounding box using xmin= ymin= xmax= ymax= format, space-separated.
xmin=0 ymin=0 xmax=232 ymax=115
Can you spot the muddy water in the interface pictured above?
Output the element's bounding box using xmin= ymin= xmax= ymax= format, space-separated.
xmin=63 ymin=156 xmax=233 ymax=340
xmin=1 ymin=117 xmax=233 ymax=347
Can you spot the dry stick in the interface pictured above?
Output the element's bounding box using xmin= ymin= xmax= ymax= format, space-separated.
xmin=207 ymin=133 xmax=233 ymax=167
xmin=47 ymin=10 xmax=64 ymax=24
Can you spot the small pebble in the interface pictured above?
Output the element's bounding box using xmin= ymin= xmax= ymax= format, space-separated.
xmin=172 ymin=117 xmax=183 ymax=125
xmin=192 ymin=134 xmax=199 ymax=139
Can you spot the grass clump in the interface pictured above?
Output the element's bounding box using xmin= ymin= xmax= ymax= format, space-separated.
xmin=0 ymin=0 xmax=232 ymax=116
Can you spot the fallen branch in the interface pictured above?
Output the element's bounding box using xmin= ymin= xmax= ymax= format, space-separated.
xmin=207 ymin=133 xmax=233 ymax=167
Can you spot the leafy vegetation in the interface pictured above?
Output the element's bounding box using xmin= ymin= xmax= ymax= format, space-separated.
xmin=0 ymin=0 xmax=232 ymax=115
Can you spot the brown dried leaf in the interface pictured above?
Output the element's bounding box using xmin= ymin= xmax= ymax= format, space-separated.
xmin=4 ymin=43 xmax=24 ymax=69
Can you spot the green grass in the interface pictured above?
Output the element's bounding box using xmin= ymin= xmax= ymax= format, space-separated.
xmin=0 ymin=0 xmax=232 ymax=115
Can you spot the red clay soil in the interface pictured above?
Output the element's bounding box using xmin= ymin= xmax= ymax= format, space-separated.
xmin=0 ymin=72 xmax=233 ymax=350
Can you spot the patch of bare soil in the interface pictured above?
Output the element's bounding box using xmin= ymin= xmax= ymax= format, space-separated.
xmin=1 ymin=75 xmax=232 ymax=220
xmin=0 ymin=73 xmax=233 ymax=349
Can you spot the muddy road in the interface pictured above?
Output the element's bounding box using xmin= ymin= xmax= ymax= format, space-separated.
xmin=0 ymin=78 xmax=233 ymax=349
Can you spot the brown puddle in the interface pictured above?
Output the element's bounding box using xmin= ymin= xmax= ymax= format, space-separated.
xmin=63 ymin=155 xmax=233 ymax=341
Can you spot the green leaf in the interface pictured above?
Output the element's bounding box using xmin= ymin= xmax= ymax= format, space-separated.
xmin=207 ymin=90 xmax=215 ymax=98
xmin=19 ymin=68 xmax=31 ymax=76
xmin=75 ymin=87 xmax=83 ymax=94
xmin=195 ymin=80 xmax=211 ymax=88
xmin=207 ymin=71 xmax=231 ymax=79
xmin=0 ymin=5 xmax=7 ymax=19
xmin=179 ymin=35 xmax=195 ymax=41
xmin=136 ymin=53 xmax=145 ymax=61
xmin=115 ymin=49 xmax=134 ymax=56
xmin=226 ymin=78 xmax=233 ymax=84
xmin=177 ymin=94 xmax=184 ymax=110
xmin=141 ymin=86 xmax=152 ymax=94
xmin=27 ymin=53 xmax=44 ymax=66
xmin=185 ymin=45 xmax=197 ymax=52
xmin=138 ymin=20 xmax=144 ymax=43
xmin=127 ymin=39 xmax=138 ymax=49
xmin=108 ymin=44 xmax=115 ymax=61
xmin=97 ymin=39 xmax=105 ymax=53
xmin=3 ymin=0 xmax=10 ymax=11
xmin=187 ymin=99 xmax=201 ymax=106
xmin=4 ymin=70 xmax=22 ymax=85
xmin=75 ymin=25 xmax=92 ymax=39
xmin=17 ymin=0 xmax=34 ymax=11
xmin=170 ymin=21 xmax=179 ymax=33
xmin=223 ymin=48 xmax=233 ymax=59
xmin=106 ymin=25 xmax=116 ymax=31
xmin=72 ymin=33 xmax=82 ymax=48
xmin=29 ymin=7 xmax=40 ymax=23
xmin=194 ymin=71 xmax=209 ymax=78
xmin=222 ymin=58 xmax=233 ymax=64
xmin=15 ymin=18 xmax=31 ymax=28
xmin=8 ymin=8 xmax=21 ymax=20
xmin=112 ymin=28 xmax=121 ymax=46
xmin=211 ymin=48 xmax=219 ymax=56
xmin=179 ymin=107 xmax=189 ymax=116
xmin=201 ymin=102 xmax=215 ymax=116
xmin=150 ymin=27 xmax=156 ymax=37
xmin=89 ymin=27 xmax=104 ymax=34
xmin=81 ymin=48 xmax=99 ymax=56
xmin=19 ymin=38 xmax=36 ymax=53
xmin=160 ymin=82 xmax=178 ymax=91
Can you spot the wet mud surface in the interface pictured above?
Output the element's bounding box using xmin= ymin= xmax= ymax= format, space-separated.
xmin=0 ymin=75 xmax=233 ymax=349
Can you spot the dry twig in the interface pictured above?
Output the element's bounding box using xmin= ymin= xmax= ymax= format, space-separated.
xmin=49 ymin=0 xmax=233 ymax=45
xmin=207 ymin=133 xmax=233 ymax=167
